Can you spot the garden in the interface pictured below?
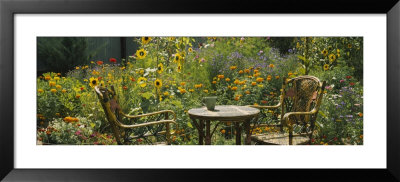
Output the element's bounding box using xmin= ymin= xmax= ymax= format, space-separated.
xmin=36 ymin=37 xmax=363 ymax=145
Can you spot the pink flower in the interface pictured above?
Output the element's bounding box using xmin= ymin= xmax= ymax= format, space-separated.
xmin=75 ymin=130 xmax=81 ymax=135
xmin=340 ymin=80 xmax=345 ymax=83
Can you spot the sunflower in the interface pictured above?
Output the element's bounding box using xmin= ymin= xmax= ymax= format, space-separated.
xmin=142 ymin=37 xmax=152 ymax=44
xmin=321 ymin=49 xmax=328 ymax=57
xmin=174 ymin=53 xmax=181 ymax=63
xmin=89 ymin=77 xmax=99 ymax=88
xmin=188 ymin=47 xmax=193 ymax=53
xmin=157 ymin=63 xmax=164 ymax=74
xmin=323 ymin=64 xmax=329 ymax=71
xmin=328 ymin=54 xmax=336 ymax=62
xmin=177 ymin=63 xmax=182 ymax=73
xmin=154 ymin=79 xmax=162 ymax=89
xmin=137 ymin=77 xmax=147 ymax=87
xmin=136 ymin=49 xmax=147 ymax=59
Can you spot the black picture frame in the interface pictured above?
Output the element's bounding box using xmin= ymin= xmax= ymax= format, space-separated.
xmin=1 ymin=0 xmax=399 ymax=181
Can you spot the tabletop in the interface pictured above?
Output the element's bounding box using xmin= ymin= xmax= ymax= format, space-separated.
xmin=188 ymin=105 xmax=260 ymax=121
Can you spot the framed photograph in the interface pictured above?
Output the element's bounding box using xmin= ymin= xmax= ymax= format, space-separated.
xmin=1 ymin=0 xmax=399 ymax=181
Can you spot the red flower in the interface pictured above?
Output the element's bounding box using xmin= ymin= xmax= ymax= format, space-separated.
xmin=98 ymin=77 xmax=102 ymax=80
xmin=323 ymin=135 xmax=326 ymax=139
xmin=109 ymin=58 xmax=117 ymax=63
xmin=346 ymin=76 xmax=352 ymax=79
xmin=261 ymin=100 xmax=268 ymax=104
xmin=350 ymin=82 xmax=355 ymax=86
xmin=96 ymin=61 xmax=103 ymax=65
xmin=130 ymin=77 xmax=136 ymax=82
xmin=80 ymin=87 xmax=84 ymax=91
xmin=311 ymin=138 xmax=315 ymax=143
xmin=334 ymin=137 xmax=338 ymax=141
xmin=123 ymin=86 xmax=128 ymax=90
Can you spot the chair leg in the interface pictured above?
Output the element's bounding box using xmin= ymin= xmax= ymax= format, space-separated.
xmin=288 ymin=125 xmax=293 ymax=145
xmin=165 ymin=113 xmax=171 ymax=145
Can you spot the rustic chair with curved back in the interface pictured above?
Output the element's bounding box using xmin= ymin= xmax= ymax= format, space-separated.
xmin=250 ymin=75 xmax=326 ymax=145
xmin=94 ymin=85 xmax=177 ymax=145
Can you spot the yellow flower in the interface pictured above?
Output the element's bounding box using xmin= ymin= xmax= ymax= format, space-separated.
xmin=142 ymin=37 xmax=152 ymax=44
xmin=321 ymin=49 xmax=328 ymax=57
xmin=157 ymin=63 xmax=164 ymax=74
xmin=212 ymin=81 xmax=217 ymax=84
xmin=139 ymin=69 xmax=145 ymax=75
xmin=245 ymin=90 xmax=250 ymax=94
xmin=189 ymin=89 xmax=194 ymax=92
xmin=50 ymin=89 xmax=57 ymax=93
xmin=188 ymin=47 xmax=193 ymax=53
xmin=76 ymin=66 xmax=80 ymax=70
xmin=89 ymin=77 xmax=99 ymax=88
xmin=136 ymin=49 xmax=147 ymax=59
xmin=269 ymin=64 xmax=274 ymax=68
xmin=348 ymin=44 xmax=352 ymax=48
xmin=38 ymin=89 xmax=44 ymax=93
xmin=256 ymin=77 xmax=264 ymax=82
xmin=266 ymin=75 xmax=272 ymax=81
xmin=234 ymin=80 xmax=240 ymax=85
xmin=56 ymin=85 xmax=62 ymax=89
xmin=174 ymin=53 xmax=181 ymax=63
xmin=154 ymin=79 xmax=162 ymax=89
xmin=238 ymin=70 xmax=244 ymax=74
xmin=230 ymin=66 xmax=237 ymax=70
xmin=62 ymin=89 xmax=67 ymax=93
xmin=225 ymin=78 xmax=231 ymax=82
xmin=54 ymin=76 xmax=60 ymax=81
xmin=288 ymin=72 xmax=293 ymax=76
xmin=323 ymin=64 xmax=329 ymax=71
xmin=329 ymin=54 xmax=336 ymax=62
xmin=49 ymin=81 xmax=56 ymax=87
xmin=194 ymin=84 xmax=203 ymax=88
xmin=203 ymin=90 xmax=208 ymax=93
xmin=231 ymin=86 xmax=238 ymax=91
xmin=180 ymin=82 xmax=186 ymax=86
xmin=169 ymin=37 xmax=175 ymax=41
xmin=251 ymin=82 xmax=257 ymax=86
xmin=44 ymin=75 xmax=51 ymax=80
xmin=75 ymin=94 xmax=81 ymax=99
xmin=244 ymin=69 xmax=250 ymax=73
xmin=217 ymin=75 xmax=224 ymax=79
xmin=275 ymin=75 xmax=280 ymax=79
xmin=257 ymin=84 xmax=264 ymax=88
xmin=177 ymin=63 xmax=182 ymax=73
xmin=163 ymin=91 xmax=169 ymax=96
xmin=137 ymin=77 xmax=147 ymax=87
xmin=83 ymin=79 xmax=88 ymax=82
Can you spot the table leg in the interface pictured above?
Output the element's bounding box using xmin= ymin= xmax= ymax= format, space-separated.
xmin=205 ymin=120 xmax=211 ymax=145
xmin=199 ymin=120 xmax=205 ymax=145
xmin=244 ymin=119 xmax=251 ymax=145
xmin=235 ymin=122 xmax=241 ymax=145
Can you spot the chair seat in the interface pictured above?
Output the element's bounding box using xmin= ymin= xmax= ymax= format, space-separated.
xmin=251 ymin=132 xmax=310 ymax=145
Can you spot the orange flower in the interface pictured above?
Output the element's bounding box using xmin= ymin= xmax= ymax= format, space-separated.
xmin=234 ymin=80 xmax=240 ymax=85
xmin=256 ymin=77 xmax=264 ymax=82
xmin=288 ymin=72 xmax=293 ymax=76
xmin=261 ymin=100 xmax=268 ymax=104
xmin=225 ymin=78 xmax=231 ymax=82
xmin=231 ymin=86 xmax=238 ymax=91
xmin=217 ymin=75 xmax=224 ymax=79
xmin=267 ymin=75 xmax=272 ymax=81
xmin=269 ymin=64 xmax=274 ymax=68
xmin=358 ymin=113 xmax=363 ymax=117
xmin=244 ymin=69 xmax=250 ymax=73
xmin=230 ymin=66 xmax=237 ymax=70
xmin=212 ymin=81 xmax=217 ymax=84
xmin=44 ymin=75 xmax=51 ymax=80
xmin=221 ymin=129 xmax=226 ymax=134
xmin=245 ymin=90 xmax=250 ymax=94
xmin=254 ymin=70 xmax=259 ymax=74
xmin=180 ymin=82 xmax=186 ymax=86
xmin=251 ymin=82 xmax=257 ymax=86
xmin=238 ymin=70 xmax=244 ymax=74
xmin=275 ymin=75 xmax=280 ymax=79
xmin=97 ymin=61 xmax=103 ymax=65
xmin=234 ymin=96 xmax=239 ymax=101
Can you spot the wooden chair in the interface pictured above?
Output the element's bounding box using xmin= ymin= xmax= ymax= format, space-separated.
xmin=94 ymin=85 xmax=177 ymax=145
xmin=250 ymin=75 xmax=326 ymax=145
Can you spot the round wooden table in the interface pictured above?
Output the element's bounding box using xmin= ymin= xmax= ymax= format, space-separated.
xmin=188 ymin=105 xmax=260 ymax=145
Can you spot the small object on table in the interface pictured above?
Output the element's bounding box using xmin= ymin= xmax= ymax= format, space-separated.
xmin=188 ymin=105 xmax=260 ymax=145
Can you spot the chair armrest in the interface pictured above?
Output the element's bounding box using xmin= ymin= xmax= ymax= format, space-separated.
xmin=120 ymin=110 xmax=177 ymax=121
xmin=114 ymin=119 xmax=177 ymax=129
xmin=282 ymin=109 xmax=317 ymax=126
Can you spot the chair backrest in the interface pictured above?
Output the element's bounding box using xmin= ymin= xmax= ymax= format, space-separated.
xmin=281 ymin=76 xmax=326 ymax=124
xmin=94 ymin=85 xmax=124 ymax=144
